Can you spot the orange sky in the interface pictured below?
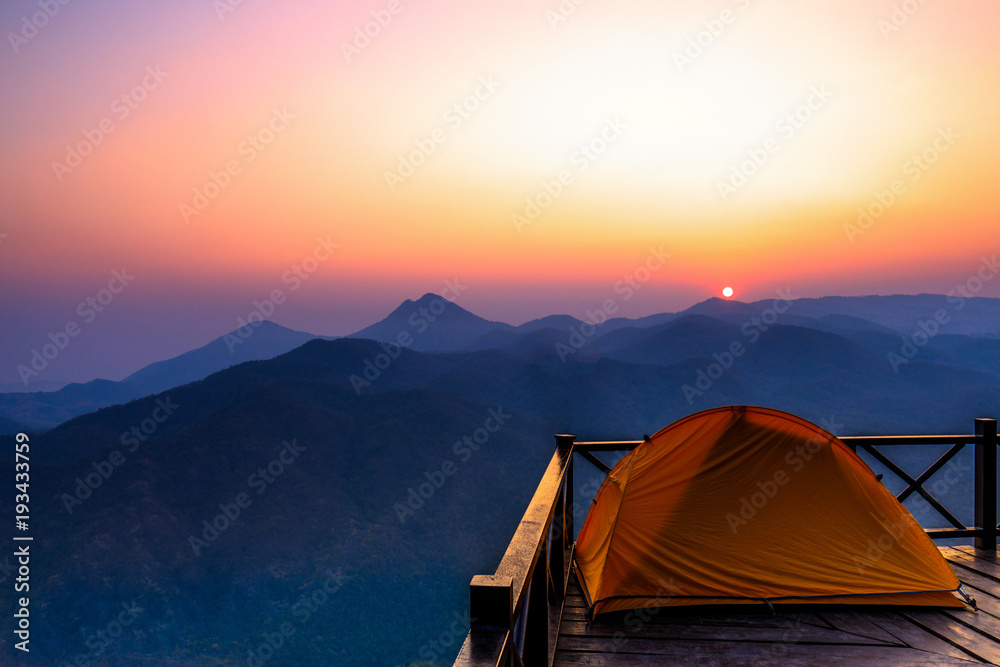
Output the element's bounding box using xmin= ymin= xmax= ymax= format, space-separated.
xmin=1 ymin=0 xmax=999 ymax=383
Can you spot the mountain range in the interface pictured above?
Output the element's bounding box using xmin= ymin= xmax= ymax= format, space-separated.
xmin=4 ymin=292 xmax=999 ymax=434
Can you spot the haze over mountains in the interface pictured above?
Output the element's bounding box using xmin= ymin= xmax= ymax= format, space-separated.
xmin=3 ymin=292 xmax=999 ymax=434
xmin=4 ymin=292 xmax=1000 ymax=664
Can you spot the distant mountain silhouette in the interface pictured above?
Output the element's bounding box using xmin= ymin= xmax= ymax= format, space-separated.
xmin=0 ymin=379 xmax=146 ymax=432
xmin=472 ymin=312 xmax=678 ymax=352
xmin=0 ymin=379 xmax=67 ymax=393
xmin=731 ymin=294 xmax=1000 ymax=336
xmin=515 ymin=314 xmax=585 ymax=332
xmin=926 ymin=334 xmax=1000 ymax=376
xmin=840 ymin=329 xmax=1000 ymax=377
xmin=570 ymin=314 xmax=1000 ymax=434
xmin=0 ymin=321 xmax=324 ymax=430
xmin=812 ymin=313 xmax=897 ymax=334
xmin=500 ymin=327 xmax=578 ymax=359
xmin=673 ymin=297 xmax=894 ymax=338
xmin=675 ymin=294 xmax=1000 ymax=336
xmin=681 ymin=296 xmax=761 ymax=317
xmin=591 ymin=314 xmax=742 ymax=365
xmin=122 ymin=319 xmax=326 ymax=391
xmin=348 ymin=292 xmax=514 ymax=351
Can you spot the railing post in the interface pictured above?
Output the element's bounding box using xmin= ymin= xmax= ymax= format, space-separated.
xmin=566 ymin=454 xmax=574 ymax=544
xmin=550 ymin=435 xmax=575 ymax=600
xmin=549 ymin=484 xmax=565 ymax=601
xmin=975 ymin=418 xmax=998 ymax=551
xmin=556 ymin=435 xmax=575 ymax=545
xmin=470 ymin=574 xmax=513 ymax=631
xmin=524 ymin=549 xmax=549 ymax=662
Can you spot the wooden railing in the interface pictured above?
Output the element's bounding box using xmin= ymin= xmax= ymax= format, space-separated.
xmin=841 ymin=417 xmax=998 ymax=548
xmin=453 ymin=417 xmax=998 ymax=667
xmin=453 ymin=435 xmax=575 ymax=667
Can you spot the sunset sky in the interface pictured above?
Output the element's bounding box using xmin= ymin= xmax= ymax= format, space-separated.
xmin=1 ymin=0 xmax=998 ymax=385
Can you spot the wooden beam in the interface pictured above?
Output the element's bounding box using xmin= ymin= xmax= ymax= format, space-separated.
xmin=579 ymin=450 xmax=612 ymax=476
xmin=897 ymin=443 xmax=966 ymax=504
xmin=861 ymin=444 xmax=965 ymax=529
xmin=926 ymin=528 xmax=981 ymax=539
xmin=842 ymin=435 xmax=979 ymax=446
xmin=573 ymin=440 xmax=643 ymax=452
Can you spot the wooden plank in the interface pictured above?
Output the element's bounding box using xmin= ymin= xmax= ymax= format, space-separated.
xmin=560 ymin=619 xmax=896 ymax=645
xmin=781 ymin=612 xmax=841 ymax=631
xmin=548 ymin=599 xmax=563 ymax=667
xmin=903 ymin=610 xmax=1000 ymax=664
xmin=943 ymin=546 xmax=1000 ymax=582
xmin=553 ymin=651 xmax=979 ymax=666
xmin=938 ymin=546 xmax=1000 ymax=576
xmin=863 ymin=612 xmax=979 ymax=662
xmin=953 ymin=545 xmax=1000 ymax=565
xmin=551 ymin=548 xmax=1000 ymax=666
xmin=941 ymin=607 xmax=1000 ymax=647
xmin=815 ymin=610 xmax=907 ymax=646
xmin=554 ymin=636 xmax=980 ymax=666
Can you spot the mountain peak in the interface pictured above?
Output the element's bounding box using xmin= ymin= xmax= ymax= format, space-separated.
xmin=684 ymin=296 xmax=747 ymax=313
xmin=350 ymin=294 xmax=513 ymax=351
xmin=411 ymin=292 xmax=448 ymax=306
xmin=123 ymin=321 xmax=323 ymax=392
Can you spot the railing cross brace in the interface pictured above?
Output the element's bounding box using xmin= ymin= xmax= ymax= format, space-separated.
xmin=862 ymin=444 xmax=965 ymax=530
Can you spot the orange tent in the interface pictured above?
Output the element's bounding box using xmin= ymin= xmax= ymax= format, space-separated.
xmin=574 ymin=406 xmax=968 ymax=615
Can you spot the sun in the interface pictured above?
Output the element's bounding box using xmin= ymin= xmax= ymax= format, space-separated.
xmin=722 ymin=287 xmax=734 ymax=298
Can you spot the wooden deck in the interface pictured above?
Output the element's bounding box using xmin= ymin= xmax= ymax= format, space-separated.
xmin=554 ymin=546 xmax=1000 ymax=666
xmin=454 ymin=424 xmax=1000 ymax=667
